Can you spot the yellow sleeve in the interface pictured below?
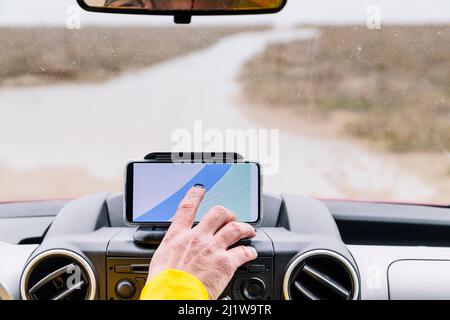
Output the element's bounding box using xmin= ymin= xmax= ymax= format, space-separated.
xmin=140 ymin=269 xmax=210 ymax=300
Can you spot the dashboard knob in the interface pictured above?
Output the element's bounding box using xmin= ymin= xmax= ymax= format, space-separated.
xmin=241 ymin=277 xmax=266 ymax=300
xmin=115 ymin=280 xmax=136 ymax=300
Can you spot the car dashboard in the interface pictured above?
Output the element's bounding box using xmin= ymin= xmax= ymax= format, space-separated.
xmin=0 ymin=193 xmax=450 ymax=300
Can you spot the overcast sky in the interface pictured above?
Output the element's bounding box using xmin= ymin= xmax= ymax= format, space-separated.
xmin=1 ymin=0 xmax=450 ymax=26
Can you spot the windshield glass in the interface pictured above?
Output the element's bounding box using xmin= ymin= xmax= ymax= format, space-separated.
xmin=0 ymin=0 xmax=449 ymax=204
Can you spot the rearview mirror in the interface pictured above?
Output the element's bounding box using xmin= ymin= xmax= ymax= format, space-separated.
xmin=77 ymin=0 xmax=287 ymax=24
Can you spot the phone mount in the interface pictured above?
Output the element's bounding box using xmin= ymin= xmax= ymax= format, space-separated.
xmin=133 ymin=152 xmax=244 ymax=246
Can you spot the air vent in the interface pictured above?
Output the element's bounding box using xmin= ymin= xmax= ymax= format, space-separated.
xmin=20 ymin=249 xmax=96 ymax=300
xmin=283 ymin=250 xmax=359 ymax=300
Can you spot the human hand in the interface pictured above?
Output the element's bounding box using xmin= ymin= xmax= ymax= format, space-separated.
xmin=147 ymin=185 xmax=258 ymax=299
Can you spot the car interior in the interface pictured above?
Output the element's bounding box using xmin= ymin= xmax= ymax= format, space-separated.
xmin=1 ymin=0 xmax=450 ymax=301
xmin=1 ymin=181 xmax=450 ymax=300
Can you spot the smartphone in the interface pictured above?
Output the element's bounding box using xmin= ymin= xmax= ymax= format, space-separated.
xmin=125 ymin=161 xmax=261 ymax=225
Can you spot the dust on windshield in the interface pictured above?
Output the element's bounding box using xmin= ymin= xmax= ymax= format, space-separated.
xmin=0 ymin=0 xmax=449 ymax=204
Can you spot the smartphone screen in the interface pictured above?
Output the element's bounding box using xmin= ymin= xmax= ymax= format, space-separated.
xmin=125 ymin=162 xmax=260 ymax=224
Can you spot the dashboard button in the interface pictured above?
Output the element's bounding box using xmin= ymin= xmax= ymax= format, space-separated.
xmin=249 ymin=264 xmax=266 ymax=273
xmin=115 ymin=280 xmax=136 ymax=300
xmin=238 ymin=264 xmax=249 ymax=272
xmin=136 ymin=277 xmax=147 ymax=289
xmin=114 ymin=265 xmax=131 ymax=273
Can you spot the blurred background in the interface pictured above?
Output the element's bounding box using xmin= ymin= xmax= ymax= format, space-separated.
xmin=0 ymin=0 xmax=449 ymax=203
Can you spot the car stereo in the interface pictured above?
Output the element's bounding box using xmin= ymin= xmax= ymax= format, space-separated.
xmin=106 ymin=257 xmax=273 ymax=300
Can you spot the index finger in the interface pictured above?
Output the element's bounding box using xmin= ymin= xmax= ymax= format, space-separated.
xmin=169 ymin=184 xmax=205 ymax=231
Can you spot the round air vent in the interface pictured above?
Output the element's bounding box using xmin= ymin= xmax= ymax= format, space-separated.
xmin=283 ymin=249 xmax=359 ymax=300
xmin=20 ymin=249 xmax=96 ymax=300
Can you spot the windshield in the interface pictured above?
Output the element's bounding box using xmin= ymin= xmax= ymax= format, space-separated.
xmin=0 ymin=0 xmax=449 ymax=204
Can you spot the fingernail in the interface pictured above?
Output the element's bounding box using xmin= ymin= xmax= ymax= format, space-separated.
xmin=194 ymin=184 xmax=205 ymax=189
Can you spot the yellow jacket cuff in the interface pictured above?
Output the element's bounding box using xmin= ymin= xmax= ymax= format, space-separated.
xmin=140 ymin=269 xmax=209 ymax=300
